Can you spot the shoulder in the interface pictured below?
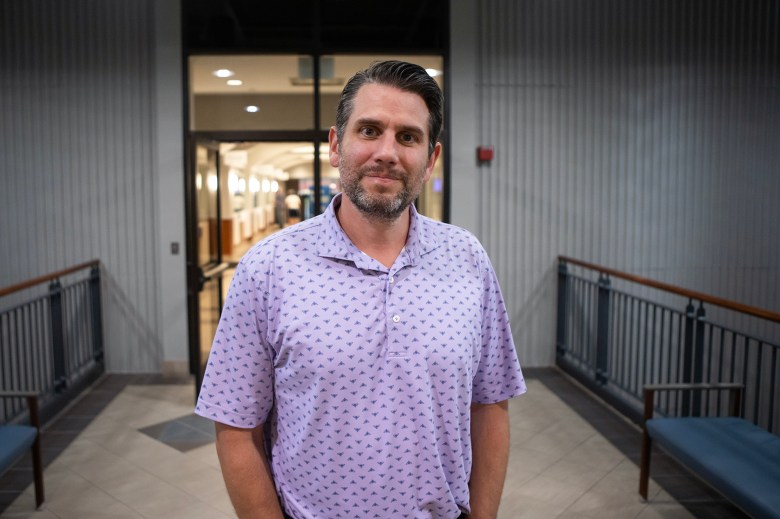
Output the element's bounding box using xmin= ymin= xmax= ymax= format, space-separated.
xmin=418 ymin=214 xmax=490 ymax=260
xmin=240 ymin=215 xmax=325 ymax=271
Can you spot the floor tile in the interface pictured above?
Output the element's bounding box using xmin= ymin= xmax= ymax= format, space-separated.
xmin=0 ymin=369 xmax=750 ymax=518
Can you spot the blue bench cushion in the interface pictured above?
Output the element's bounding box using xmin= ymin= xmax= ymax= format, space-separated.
xmin=647 ymin=417 xmax=780 ymax=519
xmin=0 ymin=425 xmax=38 ymax=473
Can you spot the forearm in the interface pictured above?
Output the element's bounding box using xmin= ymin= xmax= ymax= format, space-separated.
xmin=468 ymin=400 xmax=510 ymax=519
xmin=215 ymin=422 xmax=284 ymax=519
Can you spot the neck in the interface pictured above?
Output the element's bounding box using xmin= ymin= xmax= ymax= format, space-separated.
xmin=336 ymin=196 xmax=410 ymax=268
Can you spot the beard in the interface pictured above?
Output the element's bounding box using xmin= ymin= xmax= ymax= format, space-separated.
xmin=339 ymin=159 xmax=426 ymax=222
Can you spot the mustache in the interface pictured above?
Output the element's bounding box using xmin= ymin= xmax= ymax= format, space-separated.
xmin=358 ymin=166 xmax=403 ymax=180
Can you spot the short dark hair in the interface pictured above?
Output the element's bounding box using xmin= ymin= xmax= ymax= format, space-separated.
xmin=335 ymin=60 xmax=443 ymax=156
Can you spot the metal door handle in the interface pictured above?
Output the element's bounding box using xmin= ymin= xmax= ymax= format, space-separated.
xmin=198 ymin=262 xmax=230 ymax=290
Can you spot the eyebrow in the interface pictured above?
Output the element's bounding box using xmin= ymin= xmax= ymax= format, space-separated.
xmin=355 ymin=117 xmax=426 ymax=137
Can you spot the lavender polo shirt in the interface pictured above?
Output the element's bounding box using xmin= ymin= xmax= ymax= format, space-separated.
xmin=196 ymin=194 xmax=526 ymax=519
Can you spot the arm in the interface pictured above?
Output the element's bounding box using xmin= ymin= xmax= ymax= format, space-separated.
xmin=468 ymin=400 xmax=510 ymax=519
xmin=215 ymin=422 xmax=284 ymax=519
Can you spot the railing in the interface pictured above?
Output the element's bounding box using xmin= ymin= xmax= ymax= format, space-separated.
xmin=556 ymin=256 xmax=780 ymax=434
xmin=0 ymin=260 xmax=105 ymax=425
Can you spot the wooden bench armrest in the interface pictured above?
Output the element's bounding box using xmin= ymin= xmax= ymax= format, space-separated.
xmin=642 ymin=383 xmax=744 ymax=422
xmin=0 ymin=392 xmax=41 ymax=429
xmin=0 ymin=391 xmax=40 ymax=398
xmin=643 ymin=383 xmax=744 ymax=391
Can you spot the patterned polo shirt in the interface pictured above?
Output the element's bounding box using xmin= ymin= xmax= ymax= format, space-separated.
xmin=196 ymin=194 xmax=526 ymax=519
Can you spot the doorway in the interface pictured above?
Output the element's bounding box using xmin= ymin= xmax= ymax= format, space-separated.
xmin=187 ymin=139 xmax=334 ymax=390
xmin=186 ymin=54 xmax=445 ymax=393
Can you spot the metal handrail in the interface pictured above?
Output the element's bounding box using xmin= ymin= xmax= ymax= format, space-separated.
xmin=0 ymin=259 xmax=100 ymax=297
xmin=558 ymin=255 xmax=780 ymax=324
xmin=556 ymin=256 xmax=779 ymax=434
xmin=0 ymin=260 xmax=105 ymax=425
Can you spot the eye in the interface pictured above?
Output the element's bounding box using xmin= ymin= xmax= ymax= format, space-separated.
xmin=359 ymin=126 xmax=378 ymax=138
xmin=398 ymin=132 xmax=419 ymax=145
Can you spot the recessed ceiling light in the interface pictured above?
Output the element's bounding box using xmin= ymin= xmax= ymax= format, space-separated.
xmin=425 ymin=68 xmax=442 ymax=77
xmin=227 ymin=79 xmax=243 ymax=86
xmin=245 ymin=105 xmax=259 ymax=113
xmin=291 ymin=144 xmax=330 ymax=154
xmin=213 ymin=69 xmax=234 ymax=78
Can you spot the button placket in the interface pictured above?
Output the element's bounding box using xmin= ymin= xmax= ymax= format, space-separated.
xmin=386 ymin=268 xmax=408 ymax=358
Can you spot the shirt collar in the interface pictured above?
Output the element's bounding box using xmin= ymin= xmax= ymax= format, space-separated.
xmin=316 ymin=193 xmax=439 ymax=270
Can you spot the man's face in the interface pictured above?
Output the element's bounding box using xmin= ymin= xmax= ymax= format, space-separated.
xmin=329 ymin=83 xmax=441 ymax=222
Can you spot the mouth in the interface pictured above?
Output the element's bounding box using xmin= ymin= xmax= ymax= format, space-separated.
xmin=362 ymin=168 xmax=402 ymax=182
xmin=363 ymin=175 xmax=402 ymax=189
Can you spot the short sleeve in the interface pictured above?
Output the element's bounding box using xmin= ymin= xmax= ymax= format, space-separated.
xmin=195 ymin=258 xmax=276 ymax=428
xmin=471 ymin=255 xmax=526 ymax=404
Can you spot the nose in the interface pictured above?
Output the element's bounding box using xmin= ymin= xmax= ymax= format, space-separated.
xmin=372 ymin=132 xmax=398 ymax=165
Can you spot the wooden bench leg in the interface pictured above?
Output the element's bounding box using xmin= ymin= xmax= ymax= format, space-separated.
xmin=639 ymin=427 xmax=652 ymax=500
xmin=27 ymin=395 xmax=45 ymax=508
xmin=31 ymin=435 xmax=44 ymax=508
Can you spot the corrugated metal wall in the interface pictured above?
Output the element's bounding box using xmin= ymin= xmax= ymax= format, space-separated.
xmin=0 ymin=0 xmax=161 ymax=371
xmin=473 ymin=0 xmax=780 ymax=365
xmin=2 ymin=0 xmax=777 ymax=372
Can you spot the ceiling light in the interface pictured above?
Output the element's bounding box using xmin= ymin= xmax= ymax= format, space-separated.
xmin=245 ymin=105 xmax=259 ymax=113
xmin=207 ymin=174 xmax=218 ymax=192
xmin=227 ymin=79 xmax=243 ymax=86
xmin=213 ymin=69 xmax=234 ymax=78
xmin=425 ymin=68 xmax=441 ymax=77
xmin=228 ymin=172 xmax=239 ymax=192
xmin=291 ymin=144 xmax=330 ymax=154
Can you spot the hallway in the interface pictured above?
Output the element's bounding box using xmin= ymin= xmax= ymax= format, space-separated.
xmin=1 ymin=370 xmax=743 ymax=518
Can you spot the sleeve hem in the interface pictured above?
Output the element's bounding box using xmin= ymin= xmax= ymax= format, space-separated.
xmin=194 ymin=399 xmax=265 ymax=429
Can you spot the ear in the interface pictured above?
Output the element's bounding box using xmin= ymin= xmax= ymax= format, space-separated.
xmin=423 ymin=141 xmax=442 ymax=183
xmin=328 ymin=127 xmax=340 ymax=168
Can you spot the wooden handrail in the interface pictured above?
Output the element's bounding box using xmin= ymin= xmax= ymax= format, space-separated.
xmin=0 ymin=260 xmax=100 ymax=298
xmin=559 ymin=255 xmax=780 ymax=325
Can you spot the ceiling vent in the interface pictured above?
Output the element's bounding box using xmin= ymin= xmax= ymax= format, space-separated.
xmin=290 ymin=56 xmax=344 ymax=86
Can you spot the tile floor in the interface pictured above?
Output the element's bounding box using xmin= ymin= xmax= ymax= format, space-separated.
xmin=1 ymin=369 xmax=745 ymax=518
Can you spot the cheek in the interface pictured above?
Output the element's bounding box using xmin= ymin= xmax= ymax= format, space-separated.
xmin=408 ymin=151 xmax=434 ymax=177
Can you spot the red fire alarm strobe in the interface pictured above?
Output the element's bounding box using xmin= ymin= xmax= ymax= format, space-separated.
xmin=477 ymin=146 xmax=494 ymax=163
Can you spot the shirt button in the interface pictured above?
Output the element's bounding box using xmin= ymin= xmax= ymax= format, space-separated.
xmin=392 ymin=315 xmax=401 ymax=323
xmin=389 ymin=276 xmax=394 ymax=284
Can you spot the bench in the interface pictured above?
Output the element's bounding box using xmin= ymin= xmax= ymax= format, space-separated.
xmin=0 ymin=392 xmax=44 ymax=508
xmin=639 ymin=383 xmax=780 ymax=519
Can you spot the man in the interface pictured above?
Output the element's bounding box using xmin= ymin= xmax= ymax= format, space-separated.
xmin=196 ymin=60 xmax=526 ymax=519
xmin=284 ymin=189 xmax=302 ymax=225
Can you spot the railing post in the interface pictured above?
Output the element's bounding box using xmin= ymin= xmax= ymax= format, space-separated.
xmin=691 ymin=303 xmax=707 ymax=415
xmin=556 ymin=261 xmax=569 ymax=359
xmin=49 ymin=279 xmax=67 ymax=392
xmin=682 ymin=300 xmax=695 ymax=415
xmin=596 ymin=274 xmax=612 ymax=385
xmin=89 ymin=265 xmax=104 ymax=363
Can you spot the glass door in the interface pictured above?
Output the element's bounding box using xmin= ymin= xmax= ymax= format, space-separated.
xmin=187 ymin=53 xmax=445 ymax=394
xmin=188 ymin=140 xmax=229 ymax=393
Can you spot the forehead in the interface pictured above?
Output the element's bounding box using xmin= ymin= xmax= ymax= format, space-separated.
xmin=349 ymin=83 xmax=429 ymax=131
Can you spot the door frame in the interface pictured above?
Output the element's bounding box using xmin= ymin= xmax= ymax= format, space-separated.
xmin=185 ymin=132 xmax=328 ymax=395
xmin=185 ymin=137 xmax=223 ymax=391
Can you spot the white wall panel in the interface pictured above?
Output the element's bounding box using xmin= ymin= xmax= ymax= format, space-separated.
xmin=452 ymin=0 xmax=780 ymax=366
xmin=0 ymin=0 xmax=162 ymax=372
